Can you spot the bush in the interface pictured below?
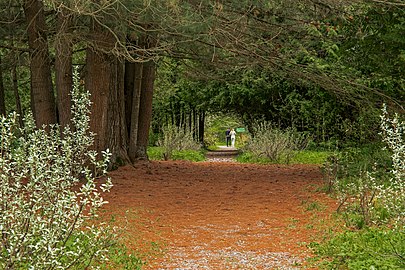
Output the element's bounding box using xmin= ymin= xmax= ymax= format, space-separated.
xmin=243 ymin=121 xmax=310 ymax=164
xmin=323 ymin=105 xmax=403 ymax=228
xmin=157 ymin=124 xmax=201 ymax=160
xmin=0 ymin=69 xmax=114 ymax=269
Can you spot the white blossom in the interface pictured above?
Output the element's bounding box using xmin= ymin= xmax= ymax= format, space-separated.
xmin=0 ymin=68 xmax=114 ymax=269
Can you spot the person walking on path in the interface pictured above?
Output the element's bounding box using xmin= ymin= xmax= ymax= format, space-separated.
xmin=230 ymin=128 xmax=236 ymax=147
xmin=225 ymin=128 xmax=231 ymax=147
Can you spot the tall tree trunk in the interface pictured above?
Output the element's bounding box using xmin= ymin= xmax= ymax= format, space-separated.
xmin=135 ymin=59 xmax=156 ymax=160
xmin=198 ymin=110 xmax=205 ymax=146
xmin=24 ymin=0 xmax=56 ymax=128
xmin=0 ymin=56 xmax=6 ymax=116
xmin=128 ymin=62 xmax=143 ymax=162
xmin=124 ymin=61 xmax=135 ymax=135
xmin=55 ymin=9 xmax=73 ymax=131
xmin=86 ymin=47 xmax=109 ymax=156
xmin=107 ymin=58 xmax=130 ymax=165
xmin=86 ymin=22 xmax=129 ymax=165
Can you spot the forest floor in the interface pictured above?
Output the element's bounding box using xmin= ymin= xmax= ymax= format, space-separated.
xmin=102 ymin=148 xmax=339 ymax=269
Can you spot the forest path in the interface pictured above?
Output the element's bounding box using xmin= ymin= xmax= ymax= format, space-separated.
xmin=205 ymin=146 xmax=239 ymax=162
xmin=103 ymin=161 xmax=337 ymax=269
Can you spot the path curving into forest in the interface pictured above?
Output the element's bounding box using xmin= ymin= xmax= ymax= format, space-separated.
xmin=103 ymin=160 xmax=338 ymax=269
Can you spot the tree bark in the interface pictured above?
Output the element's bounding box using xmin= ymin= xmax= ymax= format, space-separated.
xmin=135 ymin=59 xmax=156 ymax=160
xmin=124 ymin=61 xmax=135 ymax=135
xmin=128 ymin=61 xmax=143 ymax=162
xmin=24 ymin=0 xmax=56 ymax=128
xmin=86 ymin=21 xmax=130 ymax=165
xmin=0 ymin=56 xmax=6 ymax=116
xmin=86 ymin=47 xmax=110 ymax=155
xmin=55 ymin=9 xmax=73 ymax=131
xmin=107 ymin=58 xmax=130 ymax=166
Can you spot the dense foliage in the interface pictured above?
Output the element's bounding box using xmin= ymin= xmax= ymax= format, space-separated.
xmin=151 ymin=1 xmax=404 ymax=147
xmin=315 ymin=106 xmax=404 ymax=269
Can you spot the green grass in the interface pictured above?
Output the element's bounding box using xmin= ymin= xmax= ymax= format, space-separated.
xmin=206 ymin=144 xmax=220 ymax=151
xmin=100 ymin=242 xmax=145 ymax=270
xmin=302 ymin=200 xmax=327 ymax=211
xmin=147 ymin=147 xmax=205 ymax=162
xmin=290 ymin=150 xmax=332 ymax=164
xmin=147 ymin=146 xmax=165 ymax=160
xmin=236 ymin=150 xmax=331 ymax=165
xmin=309 ymin=227 xmax=405 ymax=269
xmin=235 ymin=152 xmax=272 ymax=164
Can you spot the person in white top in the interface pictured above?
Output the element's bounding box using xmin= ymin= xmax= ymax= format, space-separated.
xmin=230 ymin=128 xmax=236 ymax=147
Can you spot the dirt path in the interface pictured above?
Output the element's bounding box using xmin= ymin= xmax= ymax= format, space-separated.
xmin=103 ymin=159 xmax=337 ymax=269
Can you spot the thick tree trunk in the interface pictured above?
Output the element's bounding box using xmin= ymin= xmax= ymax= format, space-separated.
xmin=124 ymin=61 xmax=135 ymax=134
xmin=128 ymin=62 xmax=143 ymax=162
xmin=107 ymin=58 xmax=130 ymax=165
xmin=86 ymin=47 xmax=109 ymax=155
xmin=0 ymin=56 xmax=6 ymax=116
xmin=24 ymin=0 xmax=56 ymax=128
xmin=135 ymin=60 xmax=156 ymax=160
xmin=55 ymin=9 xmax=73 ymax=130
xmin=86 ymin=22 xmax=129 ymax=165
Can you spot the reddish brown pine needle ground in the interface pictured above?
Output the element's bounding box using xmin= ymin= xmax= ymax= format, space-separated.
xmin=102 ymin=160 xmax=338 ymax=269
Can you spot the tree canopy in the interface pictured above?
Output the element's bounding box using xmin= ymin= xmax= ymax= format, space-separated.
xmin=0 ymin=0 xmax=403 ymax=161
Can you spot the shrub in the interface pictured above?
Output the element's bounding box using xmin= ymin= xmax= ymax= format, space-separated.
xmin=313 ymin=105 xmax=405 ymax=269
xmin=243 ymin=121 xmax=310 ymax=163
xmin=376 ymin=105 xmax=404 ymax=227
xmin=323 ymin=106 xmax=403 ymax=228
xmin=0 ymin=69 xmax=114 ymax=269
xmin=157 ymin=124 xmax=201 ymax=160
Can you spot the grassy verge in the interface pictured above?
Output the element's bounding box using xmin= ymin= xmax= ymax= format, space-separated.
xmin=236 ymin=150 xmax=332 ymax=165
xmin=309 ymin=227 xmax=405 ymax=269
xmin=147 ymin=147 xmax=205 ymax=162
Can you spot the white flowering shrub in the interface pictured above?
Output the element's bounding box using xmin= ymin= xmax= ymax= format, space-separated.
xmin=330 ymin=105 xmax=404 ymax=228
xmin=0 ymin=69 xmax=114 ymax=269
xmin=375 ymin=105 xmax=404 ymax=227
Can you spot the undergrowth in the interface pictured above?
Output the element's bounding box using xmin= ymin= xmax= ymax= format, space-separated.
xmin=311 ymin=106 xmax=404 ymax=269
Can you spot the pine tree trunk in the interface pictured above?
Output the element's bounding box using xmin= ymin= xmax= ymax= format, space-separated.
xmin=107 ymin=58 xmax=130 ymax=166
xmin=128 ymin=62 xmax=143 ymax=162
xmin=55 ymin=9 xmax=73 ymax=131
xmin=86 ymin=22 xmax=129 ymax=165
xmin=24 ymin=0 xmax=56 ymax=128
xmin=135 ymin=59 xmax=156 ymax=160
xmin=0 ymin=56 xmax=6 ymax=116
xmin=86 ymin=48 xmax=110 ymax=155
xmin=124 ymin=61 xmax=135 ymax=135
